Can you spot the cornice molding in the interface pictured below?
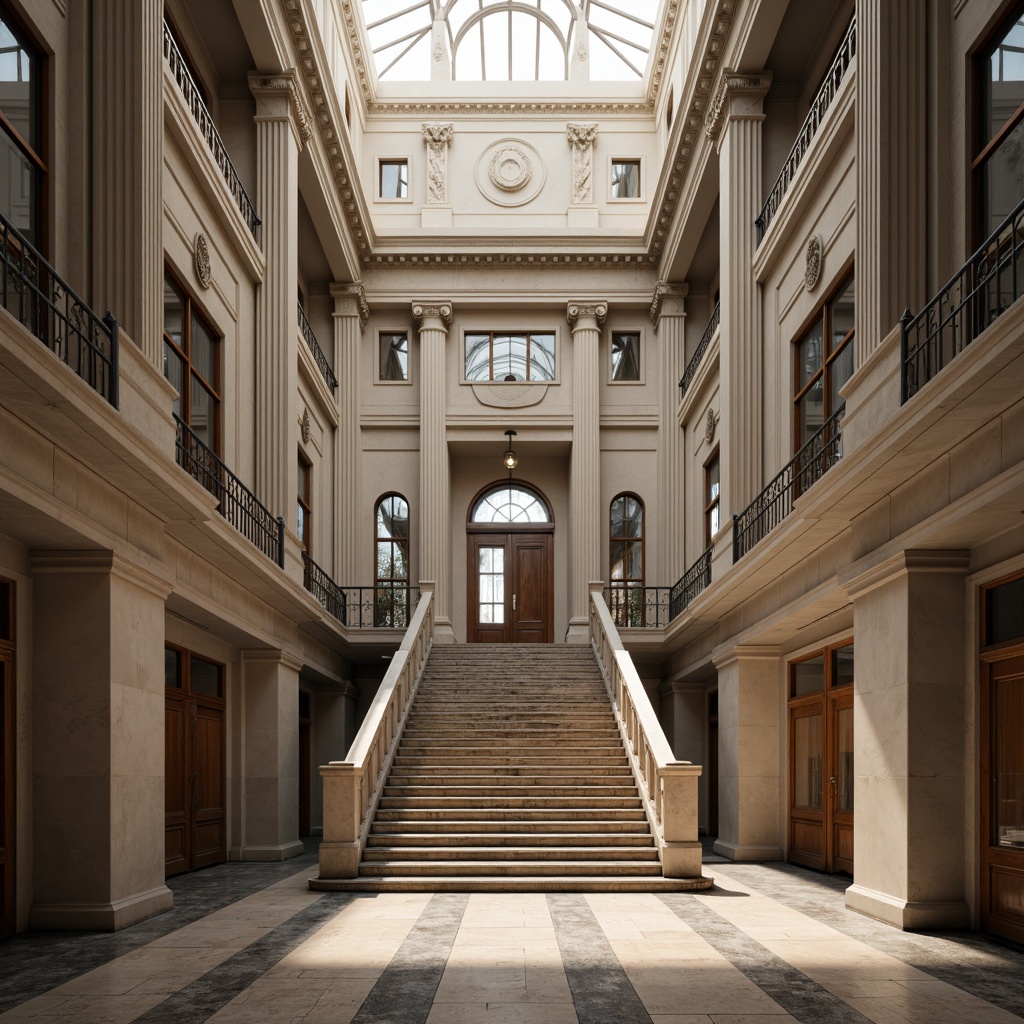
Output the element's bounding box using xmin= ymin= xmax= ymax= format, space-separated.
xmin=703 ymin=69 xmax=772 ymax=142
xmin=645 ymin=0 xmax=681 ymax=105
xmin=367 ymin=100 xmax=654 ymax=116
xmin=364 ymin=251 xmax=657 ymax=268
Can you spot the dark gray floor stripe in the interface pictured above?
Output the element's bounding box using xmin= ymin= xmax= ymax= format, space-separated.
xmin=547 ymin=893 xmax=653 ymax=1024
xmin=0 ymin=842 xmax=322 ymax=1015
xmin=714 ymin=862 xmax=1024 ymax=1020
xmin=659 ymin=893 xmax=873 ymax=1024
xmin=349 ymin=893 xmax=469 ymax=1024
xmin=133 ymin=892 xmax=353 ymax=1024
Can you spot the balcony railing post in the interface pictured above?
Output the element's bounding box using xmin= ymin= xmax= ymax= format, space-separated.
xmin=732 ymin=514 xmax=740 ymax=563
xmin=103 ymin=312 xmax=119 ymax=408
xmin=899 ymin=307 xmax=913 ymax=404
xmin=276 ymin=517 xmax=286 ymax=568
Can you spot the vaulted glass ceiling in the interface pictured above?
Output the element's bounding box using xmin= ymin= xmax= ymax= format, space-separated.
xmin=359 ymin=0 xmax=661 ymax=82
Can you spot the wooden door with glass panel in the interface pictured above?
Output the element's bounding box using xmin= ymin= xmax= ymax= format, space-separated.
xmin=788 ymin=641 xmax=854 ymax=873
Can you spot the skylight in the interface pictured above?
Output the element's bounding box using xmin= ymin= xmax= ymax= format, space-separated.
xmin=360 ymin=0 xmax=660 ymax=83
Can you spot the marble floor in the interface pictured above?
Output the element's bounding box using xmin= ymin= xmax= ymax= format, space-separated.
xmin=2 ymin=846 xmax=1023 ymax=1024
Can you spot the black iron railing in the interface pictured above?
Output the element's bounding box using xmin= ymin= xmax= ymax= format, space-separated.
xmin=298 ymin=303 xmax=338 ymax=393
xmin=0 ymin=212 xmax=118 ymax=406
xmin=733 ymin=407 xmax=845 ymax=561
xmin=163 ymin=23 xmax=261 ymax=242
xmin=669 ymin=546 xmax=712 ymax=621
xmin=604 ymin=585 xmax=672 ymax=629
xmin=902 ymin=192 xmax=1024 ymax=403
xmin=302 ymin=551 xmax=346 ymax=621
xmin=679 ymin=302 xmax=720 ymax=400
xmin=174 ymin=415 xmax=284 ymax=566
xmin=338 ymin=585 xmax=420 ymax=628
xmin=756 ymin=16 xmax=856 ymax=241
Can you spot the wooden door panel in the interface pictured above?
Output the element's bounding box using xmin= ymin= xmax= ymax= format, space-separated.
xmin=789 ymin=704 xmax=826 ymax=869
xmin=192 ymin=704 xmax=226 ymax=869
xmin=164 ymin=700 xmax=189 ymax=877
xmin=470 ymin=537 xmax=510 ymax=643
xmin=0 ymin=655 xmax=14 ymax=939
xmin=512 ymin=535 xmax=552 ymax=643
xmin=830 ymin=696 xmax=854 ymax=874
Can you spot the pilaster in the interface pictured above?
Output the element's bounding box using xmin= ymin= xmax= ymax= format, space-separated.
xmin=90 ymin=0 xmax=162 ymax=366
xmin=331 ymin=283 xmax=368 ymax=584
xmin=709 ymin=70 xmax=772 ymax=519
xmin=652 ymin=282 xmax=687 ymax=578
xmin=413 ymin=300 xmax=455 ymax=642
xmin=856 ymin=0 xmax=929 ymax=363
xmin=566 ymin=300 xmax=607 ymax=642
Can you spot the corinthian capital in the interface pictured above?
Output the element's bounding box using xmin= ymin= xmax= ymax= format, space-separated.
xmin=422 ymin=123 xmax=455 ymax=147
xmin=248 ymin=69 xmax=313 ymax=146
xmin=566 ymin=122 xmax=598 ymax=149
xmin=704 ymin=69 xmax=772 ymax=143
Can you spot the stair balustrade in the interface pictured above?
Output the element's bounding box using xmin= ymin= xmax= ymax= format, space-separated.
xmin=589 ymin=583 xmax=704 ymax=879
xmin=318 ymin=583 xmax=435 ymax=879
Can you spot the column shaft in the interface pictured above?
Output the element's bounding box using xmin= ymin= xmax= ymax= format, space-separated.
xmin=654 ymin=286 xmax=687 ymax=577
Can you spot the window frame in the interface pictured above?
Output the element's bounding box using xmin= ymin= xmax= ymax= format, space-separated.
xmin=163 ymin=266 xmax=222 ymax=453
xmin=377 ymin=156 xmax=411 ymax=202
xmin=609 ymin=330 xmax=642 ymax=384
xmin=608 ymin=492 xmax=645 ymax=627
xmin=377 ymin=330 xmax=411 ymax=384
xmin=791 ymin=268 xmax=855 ymax=454
xmin=463 ymin=330 xmax=558 ymax=383
xmin=374 ymin=492 xmax=411 ymax=628
xmin=297 ymin=448 xmax=312 ymax=555
xmin=609 ymin=157 xmax=643 ymax=201
xmin=704 ymin=448 xmax=720 ymax=547
xmin=164 ymin=643 xmax=226 ymax=705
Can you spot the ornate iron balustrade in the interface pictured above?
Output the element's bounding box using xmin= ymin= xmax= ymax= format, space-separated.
xmin=163 ymin=23 xmax=261 ymax=242
xmin=604 ymin=585 xmax=672 ymax=629
xmin=336 ymin=585 xmax=420 ymax=628
xmin=756 ymin=16 xmax=857 ymax=242
xmin=733 ymin=406 xmax=845 ymax=561
xmin=902 ymin=192 xmax=1024 ymax=403
xmin=302 ymin=551 xmax=346 ymax=621
xmin=679 ymin=302 xmax=720 ymax=400
xmin=174 ymin=415 xmax=284 ymax=567
xmin=298 ymin=303 xmax=338 ymax=393
xmin=669 ymin=546 xmax=712 ymax=621
xmin=0 ymin=211 xmax=118 ymax=406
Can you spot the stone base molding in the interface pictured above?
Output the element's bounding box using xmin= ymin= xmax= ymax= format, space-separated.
xmin=845 ymin=883 xmax=970 ymax=931
xmin=30 ymin=886 xmax=173 ymax=932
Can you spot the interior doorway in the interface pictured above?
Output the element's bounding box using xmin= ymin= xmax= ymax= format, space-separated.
xmin=787 ymin=640 xmax=854 ymax=874
xmin=467 ymin=482 xmax=554 ymax=644
xmin=0 ymin=577 xmax=14 ymax=939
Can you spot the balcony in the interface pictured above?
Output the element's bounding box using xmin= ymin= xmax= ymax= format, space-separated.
xmin=0 ymin=212 xmax=118 ymax=406
xmin=298 ymin=303 xmax=338 ymax=393
xmin=733 ymin=407 xmax=844 ymax=561
xmin=756 ymin=15 xmax=857 ymax=242
xmin=679 ymin=301 xmax=719 ymax=401
xmin=174 ymin=416 xmax=284 ymax=566
xmin=902 ymin=192 xmax=1024 ymax=403
xmin=669 ymin=547 xmax=712 ymax=620
xmin=163 ymin=22 xmax=261 ymax=243
xmin=301 ymin=553 xmax=420 ymax=629
xmin=604 ymin=585 xmax=672 ymax=629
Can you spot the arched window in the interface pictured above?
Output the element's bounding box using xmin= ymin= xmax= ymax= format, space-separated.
xmin=470 ymin=484 xmax=552 ymax=525
xmin=375 ymin=494 xmax=411 ymax=627
xmin=609 ymin=493 xmax=644 ymax=627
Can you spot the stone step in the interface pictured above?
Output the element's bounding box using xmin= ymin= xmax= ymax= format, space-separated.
xmin=358 ymin=860 xmax=665 ymax=877
xmin=382 ymin=784 xmax=640 ymax=798
xmin=365 ymin=832 xmax=654 ymax=847
xmin=370 ymin=819 xmax=649 ymax=834
xmin=310 ymin=875 xmax=713 ymax=894
xmin=378 ymin=796 xmax=643 ymax=810
xmin=391 ymin=755 xmax=631 ymax=767
xmin=362 ymin=846 xmax=659 ymax=862
xmin=373 ymin=807 xmax=648 ymax=822
xmin=386 ymin=772 xmax=636 ymax=785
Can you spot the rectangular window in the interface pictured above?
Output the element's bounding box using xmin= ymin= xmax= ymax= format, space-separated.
xmin=0 ymin=8 xmax=44 ymax=246
xmin=611 ymin=332 xmax=640 ymax=381
xmin=379 ymin=332 xmax=409 ymax=381
xmin=611 ymin=159 xmax=641 ymax=199
xmin=465 ymin=332 xmax=555 ymax=382
xmin=704 ymin=451 xmax=720 ymax=546
xmin=793 ymin=271 xmax=854 ymax=452
xmin=379 ymin=158 xmax=408 ymax=199
xmin=164 ymin=646 xmax=224 ymax=701
xmin=163 ymin=269 xmax=221 ymax=453
xmin=297 ymin=450 xmax=311 ymax=554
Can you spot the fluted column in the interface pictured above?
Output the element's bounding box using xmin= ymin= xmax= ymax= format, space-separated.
xmin=90 ymin=0 xmax=162 ymax=364
xmin=250 ymin=72 xmax=310 ymax=551
xmin=856 ymin=1 xmax=928 ymax=363
xmin=413 ymin=301 xmax=454 ymax=642
xmin=566 ymin=300 xmax=606 ymax=642
xmin=331 ymin=283 xmax=368 ymax=584
xmin=652 ymin=282 xmax=687 ymax=578
xmin=707 ymin=70 xmax=772 ymax=520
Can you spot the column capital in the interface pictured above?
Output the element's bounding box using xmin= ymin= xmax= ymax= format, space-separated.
xmin=840 ymin=549 xmax=971 ymax=600
xmin=704 ymin=69 xmax=772 ymax=144
xmin=422 ymin=122 xmax=454 ymax=147
xmin=330 ymin=282 xmax=369 ymax=328
xmin=248 ymin=69 xmax=313 ymax=148
xmin=711 ymin=643 xmax=781 ymax=671
xmin=567 ymin=300 xmax=608 ymax=331
xmin=650 ymin=281 xmax=688 ymax=328
xmin=566 ymin=122 xmax=599 ymax=148
xmin=412 ymin=300 xmax=453 ymax=331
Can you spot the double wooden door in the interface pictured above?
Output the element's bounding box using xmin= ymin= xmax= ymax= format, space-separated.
xmin=165 ymin=696 xmax=226 ymax=877
xmin=981 ymin=653 xmax=1024 ymax=943
xmin=469 ymin=532 xmax=553 ymax=643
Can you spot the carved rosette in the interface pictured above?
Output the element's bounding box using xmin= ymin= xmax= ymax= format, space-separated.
xmin=301 ymin=408 xmax=312 ymax=444
xmin=412 ymin=301 xmax=453 ymax=331
xmin=488 ymin=146 xmax=532 ymax=192
xmin=422 ymin=123 xmax=455 ymax=205
xmin=566 ymin=123 xmax=599 ymax=205
xmin=194 ymin=232 xmax=212 ymax=288
xmin=566 ymin=301 xmax=608 ymax=331
xmin=805 ymin=234 xmax=824 ymax=291
xmin=704 ymin=407 xmax=717 ymax=444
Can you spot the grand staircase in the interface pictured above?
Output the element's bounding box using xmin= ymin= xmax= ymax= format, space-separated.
xmin=326 ymin=644 xmax=710 ymax=891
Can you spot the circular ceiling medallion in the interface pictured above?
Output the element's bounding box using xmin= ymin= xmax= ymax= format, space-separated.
xmin=476 ymin=138 xmax=545 ymax=207
xmin=805 ymin=234 xmax=824 ymax=291
xmin=194 ymin=232 xmax=212 ymax=288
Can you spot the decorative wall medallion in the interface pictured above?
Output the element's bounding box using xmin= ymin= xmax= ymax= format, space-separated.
xmin=194 ymin=232 xmax=212 ymax=288
xmin=805 ymin=234 xmax=824 ymax=291
xmin=488 ymin=145 xmax=532 ymax=192
xmin=475 ymin=138 xmax=545 ymax=207
xmin=301 ymin=407 xmax=311 ymax=444
xmin=704 ymin=407 xmax=716 ymax=444
xmin=471 ymin=382 xmax=549 ymax=409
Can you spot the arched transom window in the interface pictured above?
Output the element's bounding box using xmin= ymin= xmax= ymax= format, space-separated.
xmin=471 ymin=485 xmax=552 ymax=524
xmin=609 ymin=493 xmax=644 ymax=627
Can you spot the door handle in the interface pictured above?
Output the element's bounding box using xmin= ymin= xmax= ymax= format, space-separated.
xmin=512 ymin=593 xmax=516 ymax=610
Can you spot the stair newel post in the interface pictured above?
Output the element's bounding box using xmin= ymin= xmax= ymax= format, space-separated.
xmin=658 ymin=763 xmax=703 ymax=879
xmin=319 ymin=763 xmax=364 ymax=878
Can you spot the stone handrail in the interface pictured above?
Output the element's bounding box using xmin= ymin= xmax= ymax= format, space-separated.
xmin=589 ymin=582 xmax=703 ymax=878
xmin=318 ymin=583 xmax=435 ymax=878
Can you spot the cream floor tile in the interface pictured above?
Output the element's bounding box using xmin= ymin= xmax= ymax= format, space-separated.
xmin=648 ymin=1016 xmax=714 ymax=1024
xmin=454 ymin=926 xmax=560 ymax=949
xmin=0 ymin=993 xmax=166 ymax=1024
xmin=205 ymin=978 xmax=333 ymax=1023
xmin=425 ymin=1001 xmax=579 ymax=1024
xmin=434 ymin=943 xmax=572 ymax=1005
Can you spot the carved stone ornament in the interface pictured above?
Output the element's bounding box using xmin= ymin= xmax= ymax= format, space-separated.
xmin=566 ymin=301 xmax=608 ymax=330
xmin=488 ymin=145 xmax=532 ymax=192
xmin=566 ymin=123 xmax=598 ymax=205
xmin=805 ymin=234 xmax=824 ymax=291
xmin=301 ymin=407 xmax=312 ymax=444
xmin=423 ymin=123 xmax=455 ymax=205
xmin=704 ymin=69 xmax=773 ymax=143
xmin=412 ymin=301 xmax=453 ymax=330
xmin=704 ymin=407 xmax=716 ymax=444
xmin=194 ymin=232 xmax=212 ymax=288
